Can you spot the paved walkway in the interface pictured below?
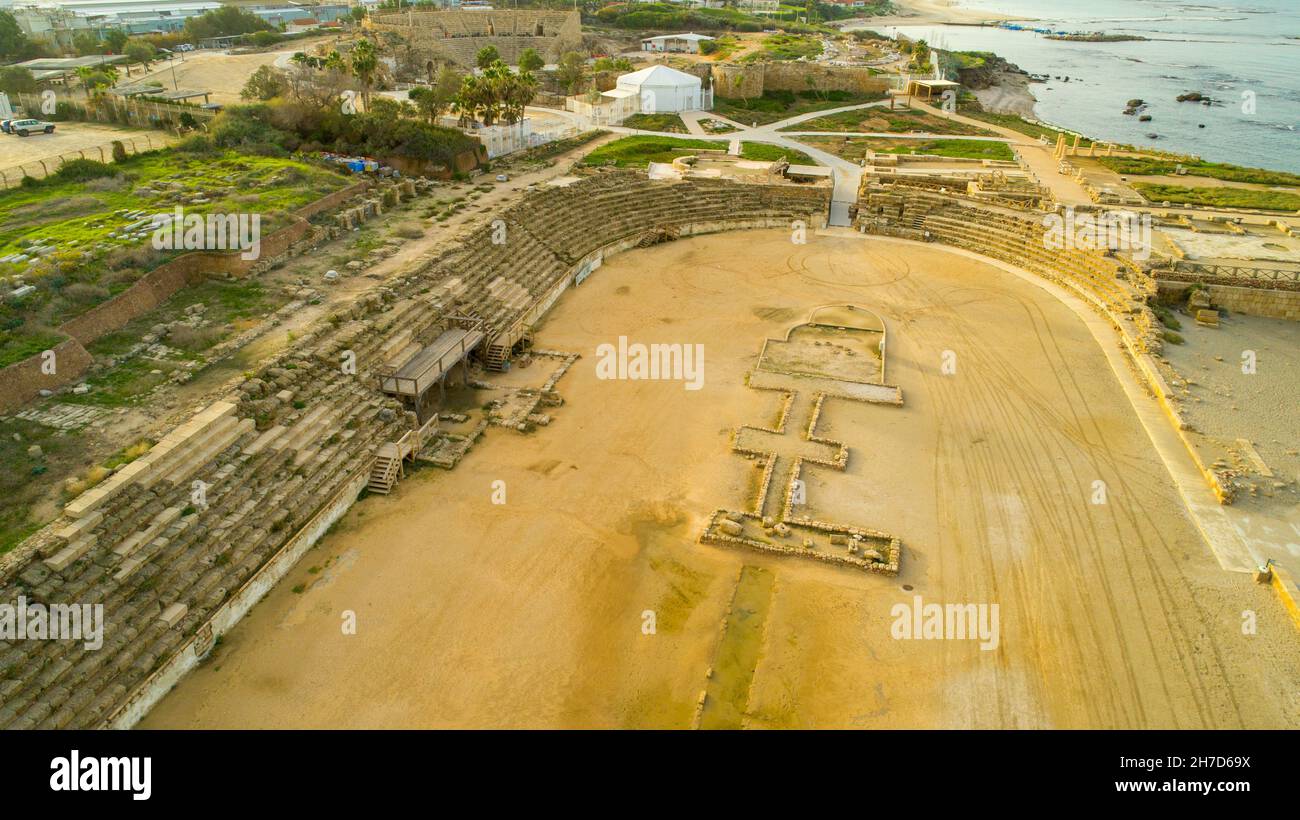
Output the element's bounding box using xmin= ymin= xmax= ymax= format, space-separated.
xmin=562 ymin=96 xmax=1092 ymax=225
xmin=902 ymin=99 xmax=1096 ymax=206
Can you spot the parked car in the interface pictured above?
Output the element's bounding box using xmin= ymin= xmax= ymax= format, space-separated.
xmin=176 ymin=43 xmax=195 ymax=52
xmin=9 ymin=119 xmax=55 ymax=136
xmin=495 ymin=174 xmax=509 ymax=182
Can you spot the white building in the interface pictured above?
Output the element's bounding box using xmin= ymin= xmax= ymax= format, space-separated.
xmin=614 ymin=64 xmax=710 ymax=113
xmin=640 ymin=32 xmax=714 ymax=54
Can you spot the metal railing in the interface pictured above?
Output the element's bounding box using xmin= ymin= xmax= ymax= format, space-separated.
xmin=1158 ymin=260 xmax=1300 ymax=286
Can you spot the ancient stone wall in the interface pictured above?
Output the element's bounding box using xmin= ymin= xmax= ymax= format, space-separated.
xmin=370 ymin=9 xmax=582 ymax=68
xmin=0 ymin=338 xmax=94 ymax=414
xmin=711 ymin=63 xmax=891 ymax=100
xmin=1157 ymin=281 xmax=1300 ymax=321
xmin=0 ymin=181 xmax=375 ymax=415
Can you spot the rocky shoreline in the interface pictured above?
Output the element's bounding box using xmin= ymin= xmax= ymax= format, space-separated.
xmin=957 ymin=54 xmax=1038 ymax=118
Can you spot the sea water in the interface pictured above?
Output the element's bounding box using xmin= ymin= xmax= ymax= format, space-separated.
xmin=856 ymin=0 xmax=1300 ymax=172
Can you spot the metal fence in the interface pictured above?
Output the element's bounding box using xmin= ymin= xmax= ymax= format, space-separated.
xmin=11 ymin=92 xmax=216 ymax=127
xmin=1159 ymin=260 xmax=1300 ymax=288
xmin=0 ymin=135 xmax=159 ymax=189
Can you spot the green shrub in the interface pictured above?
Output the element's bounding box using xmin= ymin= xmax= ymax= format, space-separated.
xmin=52 ymin=159 xmax=118 ymax=183
xmin=1153 ymin=305 xmax=1182 ymax=331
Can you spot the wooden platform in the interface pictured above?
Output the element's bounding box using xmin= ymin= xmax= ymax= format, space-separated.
xmin=379 ymin=328 xmax=485 ymax=398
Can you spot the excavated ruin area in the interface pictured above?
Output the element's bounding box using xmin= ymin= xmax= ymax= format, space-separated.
xmin=142 ymin=230 xmax=1300 ymax=729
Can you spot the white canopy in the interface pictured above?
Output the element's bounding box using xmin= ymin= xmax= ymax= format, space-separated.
xmin=615 ymin=65 xmax=706 ymax=113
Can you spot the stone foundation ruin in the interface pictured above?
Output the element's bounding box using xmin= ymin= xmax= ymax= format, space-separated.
xmin=700 ymin=306 xmax=904 ymax=574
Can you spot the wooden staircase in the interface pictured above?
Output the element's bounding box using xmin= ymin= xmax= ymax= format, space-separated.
xmin=368 ymin=444 xmax=403 ymax=495
xmin=483 ymin=342 xmax=510 ymax=372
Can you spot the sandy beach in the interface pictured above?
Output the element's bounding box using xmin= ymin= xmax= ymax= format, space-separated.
xmin=848 ymin=0 xmax=1017 ymax=27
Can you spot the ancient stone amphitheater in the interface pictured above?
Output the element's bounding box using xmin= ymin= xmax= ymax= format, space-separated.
xmin=368 ymin=8 xmax=582 ymax=69
xmin=855 ymin=178 xmax=1161 ymax=351
xmin=0 ymin=171 xmax=830 ymax=729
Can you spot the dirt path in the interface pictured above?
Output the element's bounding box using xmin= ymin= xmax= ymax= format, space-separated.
xmin=142 ymin=230 xmax=1300 ymax=729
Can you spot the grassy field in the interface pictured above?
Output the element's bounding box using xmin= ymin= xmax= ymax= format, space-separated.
xmin=582 ymin=136 xmax=816 ymax=168
xmin=623 ymin=113 xmax=690 ymax=134
xmin=713 ymin=89 xmax=888 ymax=127
xmin=699 ymin=117 xmax=741 ymax=134
xmin=737 ymin=142 xmax=817 ymax=165
xmin=740 ymin=33 xmax=824 ymax=62
xmin=957 ymin=107 xmax=1098 ymax=147
xmin=801 ymin=136 xmax=1014 ymax=162
xmin=0 ymin=418 xmax=77 ymax=555
xmin=782 ymin=105 xmax=997 ymax=136
xmin=0 ymin=329 xmax=66 ymax=376
xmin=1098 ymin=156 xmax=1300 ymax=188
xmin=1133 ymin=183 xmax=1300 ymax=211
xmin=702 ymin=34 xmax=741 ymax=61
xmin=0 ymin=148 xmax=351 ymax=368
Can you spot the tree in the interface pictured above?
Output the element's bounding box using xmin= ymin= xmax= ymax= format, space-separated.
xmin=76 ymin=65 xmax=118 ymax=95
xmin=555 ymin=51 xmax=585 ymax=95
xmin=452 ymin=74 xmax=487 ymax=127
xmin=0 ymin=66 xmax=38 ymax=97
xmin=104 ymin=29 xmax=128 ymax=54
xmin=349 ymin=7 xmax=367 ymax=24
xmin=499 ymin=67 xmax=537 ymax=126
xmin=453 ymin=61 xmax=536 ymax=128
xmin=912 ymin=39 xmax=931 ymax=72
xmin=251 ymin=30 xmax=280 ymax=48
xmin=242 ymin=65 xmax=286 ymax=101
xmin=517 ymin=48 xmax=543 ymax=73
xmin=125 ymin=41 xmax=156 ymax=72
xmin=0 ymin=11 xmax=33 ymax=61
xmin=350 ymin=38 xmax=378 ymax=111
xmin=475 ymin=45 xmax=500 ymax=70
xmin=285 ymin=50 xmax=352 ymax=107
xmin=593 ymin=57 xmax=633 ymax=73
xmin=324 ymin=50 xmax=347 ymax=73
xmin=184 ymin=7 xmax=273 ymax=41
xmin=408 ymin=65 xmax=460 ymax=123
xmin=73 ymin=32 xmax=100 ymax=57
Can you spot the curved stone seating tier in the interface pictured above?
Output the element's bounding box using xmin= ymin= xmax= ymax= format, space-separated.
xmin=856 ymin=187 xmax=1143 ymax=327
xmin=0 ymin=172 xmax=831 ymax=728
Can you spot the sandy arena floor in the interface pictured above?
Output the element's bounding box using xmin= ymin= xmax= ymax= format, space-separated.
xmin=141 ymin=230 xmax=1300 ymax=729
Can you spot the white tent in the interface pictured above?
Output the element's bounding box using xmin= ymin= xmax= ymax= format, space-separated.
xmin=615 ymin=65 xmax=711 ymax=113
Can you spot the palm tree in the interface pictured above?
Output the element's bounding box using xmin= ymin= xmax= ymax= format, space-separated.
xmin=500 ymin=69 xmax=537 ymax=126
xmin=350 ymin=39 xmax=378 ymax=111
xmin=451 ymin=74 xmax=484 ymax=127
xmin=453 ymin=61 xmax=538 ymax=129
